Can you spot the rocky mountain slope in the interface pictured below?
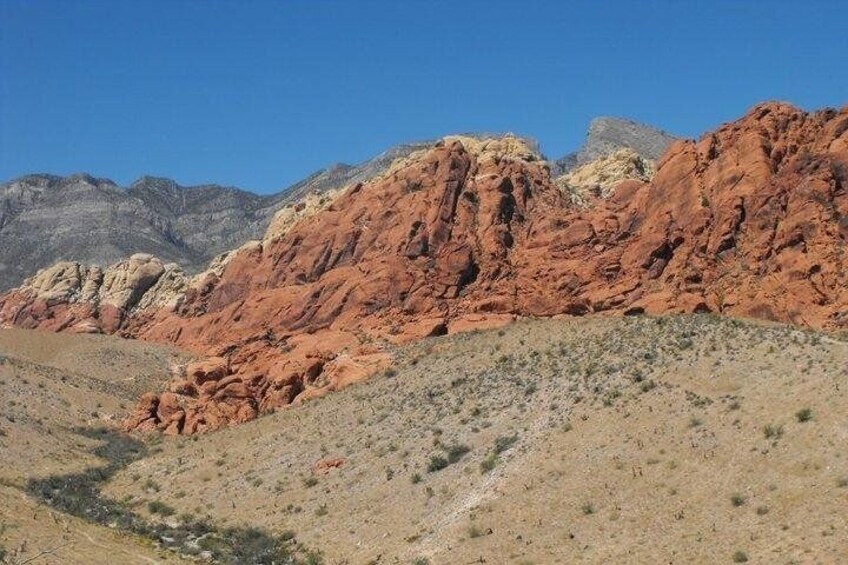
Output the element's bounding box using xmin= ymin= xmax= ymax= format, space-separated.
xmin=0 ymin=120 xmax=665 ymax=294
xmin=2 ymin=102 xmax=846 ymax=436
xmin=551 ymin=116 xmax=678 ymax=176
xmin=0 ymin=174 xmax=273 ymax=293
xmin=0 ymin=142 xmax=435 ymax=293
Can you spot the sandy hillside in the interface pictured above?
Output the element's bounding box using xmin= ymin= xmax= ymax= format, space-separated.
xmin=91 ymin=314 xmax=848 ymax=565
xmin=0 ymin=328 xmax=190 ymax=564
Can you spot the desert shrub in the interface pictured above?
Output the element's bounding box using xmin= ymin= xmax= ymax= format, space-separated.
xmin=730 ymin=494 xmax=747 ymax=507
xmin=732 ymin=550 xmax=749 ymax=562
xmin=427 ymin=455 xmax=449 ymax=473
xmin=494 ymin=434 xmax=518 ymax=454
xmin=795 ymin=408 xmax=813 ymax=423
xmin=581 ymin=502 xmax=595 ymax=515
xmin=445 ymin=443 xmax=470 ymax=464
xmin=480 ymin=454 xmax=498 ymax=474
xmin=640 ymin=380 xmax=656 ymax=393
xmin=148 ymin=500 xmax=176 ymax=516
xmin=763 ymin=424 xmax=784 ymax=439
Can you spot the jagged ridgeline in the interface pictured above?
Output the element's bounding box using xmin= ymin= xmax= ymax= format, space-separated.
xmin=0 ymin=121 xmax=673 ymax=292
xmin=2 ymin=102 xmax=846 ymax=436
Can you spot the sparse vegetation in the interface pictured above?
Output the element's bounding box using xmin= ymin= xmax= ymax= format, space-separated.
xmin=147 ymin=500 xmax=176 ymax=516
xmin=732 ymin=550 xmax=749 ymax=562
xmin=731 ymin=494 xmax=747 ymax=507
xmin=3 ymin=314 xmax=847 ymax=563
xmin=795 ymin=408 xmax=813 ymax=422
xmin=24 ymin=427 xmax=322 ymax=564
xmin=763 ymin=424 xmax=784 ymax=440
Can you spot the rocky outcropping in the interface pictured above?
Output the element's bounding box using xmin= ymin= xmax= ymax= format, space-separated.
xmin=0 ymin=141 xmax=442 ymax=293
xmin=556 ymin=148 xmax=656 ymax=205
xmin=0 ymin=254 xmax=188 ymax=333
xmin=0 ymin=120 xmax=664 ymax=293
xmin=3 ymin=102 xmax=847 ymax=435
xmin=552 ymin=116 xmax=678 ymax=176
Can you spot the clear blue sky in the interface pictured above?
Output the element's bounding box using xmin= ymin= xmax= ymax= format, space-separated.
xmin=1 ymin=1 xmax=846 ymax=194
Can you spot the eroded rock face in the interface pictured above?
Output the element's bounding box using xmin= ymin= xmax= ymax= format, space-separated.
xmin=557 ymin=148 xmax=656 ymax=205
xmin=0 ymin=254 xmax=188 ymax=333
xmin=3 ymin=102 xmax=847 ymax=434
xmin=552 ymin=116 xmax=678 ymax=176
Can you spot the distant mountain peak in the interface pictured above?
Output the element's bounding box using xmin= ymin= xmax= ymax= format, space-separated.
xmin=552 ymin=117 xmax=678 ymax=176
xmin=130 ymin=175 xmax=179 ymax=189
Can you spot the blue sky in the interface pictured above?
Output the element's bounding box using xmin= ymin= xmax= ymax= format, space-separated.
xmin=1 ymin=1 xmax=846 ymax=194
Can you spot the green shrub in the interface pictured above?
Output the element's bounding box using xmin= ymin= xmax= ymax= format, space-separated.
xmin=763 ymin=424 xmax=784 ymax=439
xmin=147 ymin=500 xmax=176 ymax=516
xmin=427 ymin=455 xmax=449 ymax=473
xmin=732 ymin=550 xmax=749 ymax=562
xmin=795 ymin=408 xmax=813 ymax=423
xmin=446 ymin=443 xmax=470 ymax=464
xmin=480 ymin=454 xmax=498 ymax=474
xmin=730 ymin=494 xmax=746 ymax=507
xmin=494 ymin=434 xmax=518 ymax=454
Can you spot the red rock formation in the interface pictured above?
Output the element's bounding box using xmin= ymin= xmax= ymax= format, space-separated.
xmin=313 ymin=458 xmax=347 ymax=473
xmin=2 ymin=102 xmax=847 ymax=434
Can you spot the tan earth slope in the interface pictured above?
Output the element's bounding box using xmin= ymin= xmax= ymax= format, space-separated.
xmin=94 ymin=315 xmax=848 ymax=564
xmin=0 ymin=328 xmax=190 ymax=564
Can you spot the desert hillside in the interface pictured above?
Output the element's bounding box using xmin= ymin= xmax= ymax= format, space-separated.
xmin=0 ymin=329 xmax=192 ymax=564
xmin=2 ymin=315 xmax=846 ymax=563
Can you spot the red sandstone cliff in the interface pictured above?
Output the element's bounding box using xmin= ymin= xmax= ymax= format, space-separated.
xmin=1 ymin=102 xmax=846 ymax=434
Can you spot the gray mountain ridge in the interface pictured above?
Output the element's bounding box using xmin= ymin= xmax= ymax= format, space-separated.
xmin=551 ymin=116 xmax=678 ymax=176
xmin=0 ymin=119 xmax=676 ymax=292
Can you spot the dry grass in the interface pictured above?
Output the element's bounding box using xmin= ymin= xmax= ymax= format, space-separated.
xmin=89 ymin=314 xmax=848 ymax=564
xmin=2 ymin=316 xmax=847 ymax=563
xmin=0 ymin=328 xmax=190 ymax=564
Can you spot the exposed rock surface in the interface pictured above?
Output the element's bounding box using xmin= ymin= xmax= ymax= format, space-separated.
xmin=557 ymin=148 xmax=656 ymax=205
xmin=3 ymin=102 xmax=847 ymax=435
xmin=0 ymin=174 xmax=271 ymax=292
xmin=0 ymin=141 xmax=441 ymax=292
xmin=552 ymin=116 xmax=678 ymax=176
